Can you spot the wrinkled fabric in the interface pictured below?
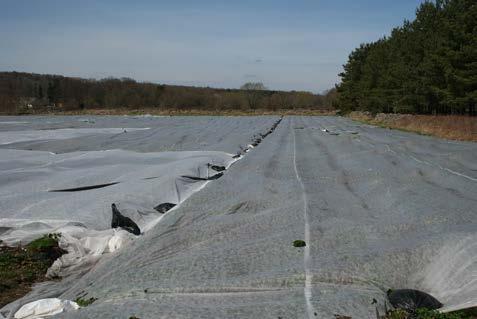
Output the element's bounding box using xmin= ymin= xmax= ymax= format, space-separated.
xmin=0 ymin=116 xmax=273 ymax=318
xmin=0 ymin=116 xmax=475 ymax=319
xmin=14 ymin=299 xmax=79 ymax=319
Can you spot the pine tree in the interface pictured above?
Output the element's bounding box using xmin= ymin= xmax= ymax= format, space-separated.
xmin=336 ymin=0 xmax=477 ymax=115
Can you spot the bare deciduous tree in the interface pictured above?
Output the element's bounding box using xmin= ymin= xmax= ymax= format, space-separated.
xmin=0 ymin=73 xmax=331 ymax=114
xmin=240 ymin=82 xmax=267 ymax=109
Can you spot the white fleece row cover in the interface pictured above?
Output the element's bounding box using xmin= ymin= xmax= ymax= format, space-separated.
xmin=1 ymin=116 xmax=475 ymax=319
xmin=0 ymin=116 xmax=277 ymax=319
xmin=14 ymin=299 xmax=79 ymax=319
xmin=0 ymin=128 xmax=150 ymax=145
xmin=0 ymin=148 xmax=234 ymax=237
xmin=0 ymin=148 xmax=235 ymax=318
xmin=0 ymin=147 xmax=234 ymax=266
xmin=0 ymin=150 xmax=233 ymax=319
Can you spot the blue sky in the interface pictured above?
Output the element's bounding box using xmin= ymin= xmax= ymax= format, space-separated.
xmin=0 ymin=1 xmax=425 ymax=93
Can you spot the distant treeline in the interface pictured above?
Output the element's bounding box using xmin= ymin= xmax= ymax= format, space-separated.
xmin=0 ymin=72 xmax=335 ymax=114
xmin=336 ymin=0 xmax=476 ymax=115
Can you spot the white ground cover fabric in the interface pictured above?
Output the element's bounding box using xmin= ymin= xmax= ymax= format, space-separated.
xmin=0 ymin=116 xmax=279 ymax=154
xmin=13 ymin=298 xmax=79 ymax=319
xmin=46 ymin=228 xmax=136 ymax=279
xmin=0 ymin=148 xmax=234 ymax=234
xmin=0 ymin=148 xmax=235 ymax=279
xmin=47 ymin=117 xmax=475 ymax=319
xmin=0 ymin=128 xmax=150 ymax=145
xmin=0 ymin=116 xmax=276 ymax=319
xmin=1 ymin=116 xmax=475 ymax=318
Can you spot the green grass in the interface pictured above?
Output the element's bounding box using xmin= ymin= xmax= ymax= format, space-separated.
xmin=26 ymin=233 xmax=61 ymax=251
xmin=0 ymin=234 xmax=66 ymax=307
xmin=75 ymin=297 xmax=98 ymax=307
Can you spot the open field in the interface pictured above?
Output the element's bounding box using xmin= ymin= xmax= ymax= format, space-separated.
xmin=0 ymin=116 xmax=476 ymax=318
xmin=349 ymin=112 xmax=477 ymax=142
